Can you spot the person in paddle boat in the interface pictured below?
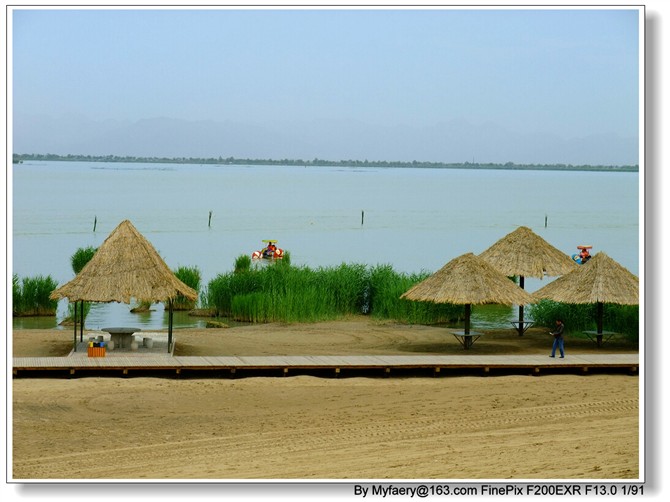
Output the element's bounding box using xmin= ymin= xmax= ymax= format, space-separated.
xmin=263 ymin=241 xmax=276 ymax=258
xmin=572 ymin=245 xmax=592 ymax=264
xmin=579 ymin=247 xmax=591 ymax=263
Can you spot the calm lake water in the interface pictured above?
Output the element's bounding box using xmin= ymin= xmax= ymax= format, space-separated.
xmin=11 ymin=161 xmax=641 ymax=330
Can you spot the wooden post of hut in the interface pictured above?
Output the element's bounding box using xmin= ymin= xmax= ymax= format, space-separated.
xmin=464 ymin=304 xmax=473 ymax=349
xmin=596 ymin=302 xmax=604 ymax=347
xmin=72 ymin=300 xmax=85 ymax=351
xmin=168 ymin=298 xmax=174 ymax=353
xmin=80 ymin=300 xmax=85 ymax=343
xmin=72 ymin=301 xmax=78 ymax=352
xmin=517 ymin=276 xmax=525 ymax=336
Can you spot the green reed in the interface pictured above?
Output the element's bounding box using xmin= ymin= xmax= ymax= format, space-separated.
xmin=366 ymin=264 xmax=463 ymax=324
xmin=12 ymin=274 xmax=21 ymax=316
xmin=234 ymin=254 xmax=252 ymax=274
xmin=173 ymin=265 xmax=202 ymax=310
xmin=13 ymin=274 xmax=59 ymax=316
xmin=206 ymin=261 xmax=462 ymax=324
xmin=71 ymin=246 xmax=97 ymax=274
xmin=57 ymin=247 xmax=98 ymax=323
xmin=601 ymin=304 xmax=639 ymax=338
xmin=528 ymin=299 xmax=639 ymax=339
xmin=227 ymin=265 xmax=336 ymax=322
xmin=63 ymin=301 xmax=92 ymax=325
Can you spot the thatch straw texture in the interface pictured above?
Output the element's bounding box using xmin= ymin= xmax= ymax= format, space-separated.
xmin=532 ymin=252 xmax=639 ymax=305
xmin=401 ymin=252 xmax=533 ymax=306
xmin=479 ymin=226 xmax=578 ymax=278
xmin=50 ymin=220 xmax=198 ymax=303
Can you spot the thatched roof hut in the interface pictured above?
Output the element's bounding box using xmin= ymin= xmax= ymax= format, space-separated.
xmin=532 ymin=252 xmax=638 ymax=335
xmin=402 ymin=252 xmax=534 ymax=305
xmin=401 ymin=253 xmax=533 ymax=344
xmin=50 ymin=219 xmax=197 ymax=352
xmin=51 ymin=220 xmax=197 ymax=303
xmin=532 ymin=252 xmax=638 ymax=305
xmin=479 ymin=226 xmax=578 ymax=278
xmin=479 ymin=226 xmax=578 ymax=334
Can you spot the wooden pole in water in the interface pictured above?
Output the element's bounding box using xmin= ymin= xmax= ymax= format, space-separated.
xmin=208 ymin=211 xmax=212 ymax=228
xmin=544 ymin=215 xmax=547 ymax=228
xmin=93 ymin=216 xmax=97 ymax=232
xmin=361 ymin=210 xmax=364 ymax=226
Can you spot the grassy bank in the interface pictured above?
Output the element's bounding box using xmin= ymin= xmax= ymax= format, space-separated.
xmin=204 ymin=259 xmax=638 ymax=338
xmin=12 ymin=274 xmax=59 ymax=317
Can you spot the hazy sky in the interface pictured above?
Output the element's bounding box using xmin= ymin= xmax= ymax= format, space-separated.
xmin=11 ymin=6 xmax=642 ymax=163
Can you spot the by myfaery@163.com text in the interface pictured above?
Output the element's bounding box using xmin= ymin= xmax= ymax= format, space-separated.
xmin=353 ymin=483 xmax=644 ymax=498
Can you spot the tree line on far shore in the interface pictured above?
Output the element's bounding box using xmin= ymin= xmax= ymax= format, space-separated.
xmin=12 ymin=153 xmax=638 ymax=173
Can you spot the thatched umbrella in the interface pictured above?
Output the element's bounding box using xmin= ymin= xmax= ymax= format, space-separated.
xmin=479 ymin=226 xmax=578 ymax=335
xmin=532 ymin=252 xmax=638 ymax=345
xmin=50 ymin=219 xmax=198 ymax=352
xmin=401 ymin=252 xmax=533 ymax=348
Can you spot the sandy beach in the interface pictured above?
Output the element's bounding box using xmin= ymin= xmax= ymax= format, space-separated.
xmin=12 ymin=318 xmax=639 ymax=480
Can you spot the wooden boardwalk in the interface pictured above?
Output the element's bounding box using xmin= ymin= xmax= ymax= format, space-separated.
xmin=13 ymin=353 xmax=639 ymax=378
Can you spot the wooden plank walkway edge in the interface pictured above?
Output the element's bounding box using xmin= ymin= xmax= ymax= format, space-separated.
xmin=12 ymin=354 xmax=640 ymax=378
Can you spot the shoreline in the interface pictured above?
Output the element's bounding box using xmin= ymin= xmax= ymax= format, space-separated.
xmin=11 ymin=318 xmax=640 ymax=480
xmin=13 ymin=317 xmax=638 ymax=358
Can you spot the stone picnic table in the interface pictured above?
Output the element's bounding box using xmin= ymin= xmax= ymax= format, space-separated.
xmin=102 ymin=327 xmax=142 ymax=349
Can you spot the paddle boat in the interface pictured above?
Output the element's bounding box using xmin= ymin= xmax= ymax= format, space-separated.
xmin=252 ymin=240 xmax=285 ymax=260
xmin=571 ymin=245 xmax=592 ymax=264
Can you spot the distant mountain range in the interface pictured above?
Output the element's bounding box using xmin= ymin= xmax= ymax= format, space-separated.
xmin=12 ymin=113 xmax=639 ymax=167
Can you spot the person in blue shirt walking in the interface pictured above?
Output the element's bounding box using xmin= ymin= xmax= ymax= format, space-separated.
xmin=549 ymin=319 xmax=565 ymax=358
